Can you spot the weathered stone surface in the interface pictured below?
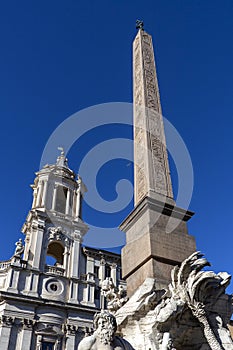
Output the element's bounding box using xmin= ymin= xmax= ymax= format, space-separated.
xmin=115 ymin=278 xmax=160 ymax=350
xmin=133 ymin=29 xmax=173 ymax=204
xmin=120 ymin=27 xmax=197 ymax=297
xmin=121 ymin=196 xmax=196 ymax=296
xmin=116 ymin=252 xmax=233 ymax=350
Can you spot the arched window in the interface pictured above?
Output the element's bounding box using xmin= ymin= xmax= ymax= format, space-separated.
xmin=46 ymin=241 xmax=64 ymax=266
xmin=55 ymin=186 xmax=68 ymax=213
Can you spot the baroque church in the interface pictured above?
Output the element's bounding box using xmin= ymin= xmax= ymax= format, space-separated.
xmin=0 ymin=22 xmax=232 ymax=350
xmin=0 ymin=148 xmax=124 ymax=349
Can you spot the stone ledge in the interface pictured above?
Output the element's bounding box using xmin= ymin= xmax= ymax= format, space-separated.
xmin=119 ymin=195 xmax=194 ymax=232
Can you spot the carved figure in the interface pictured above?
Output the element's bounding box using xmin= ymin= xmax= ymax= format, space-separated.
xmin=101 ymin=277 xmax=128 ymax=312
xmin=48 ymin=226 xmax=70 ymax=247
xmin=13 ymin=238 xmax=24 ymax=258
xmin=153 ymin=251 xmax=233 ymax=350
xmin=78 ymin=310 xmax=134 ymax=350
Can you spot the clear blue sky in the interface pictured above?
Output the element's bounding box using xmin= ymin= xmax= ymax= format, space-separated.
xmin=1 ymin=1 xmax=233 ymax=292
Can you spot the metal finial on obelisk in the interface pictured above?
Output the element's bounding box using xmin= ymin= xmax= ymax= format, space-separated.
xmin=136 ymin=19 xmax=144 ymax=30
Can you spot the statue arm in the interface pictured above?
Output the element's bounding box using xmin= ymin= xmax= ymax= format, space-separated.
xmin=78 ymin=335 xmax=96 ymax=350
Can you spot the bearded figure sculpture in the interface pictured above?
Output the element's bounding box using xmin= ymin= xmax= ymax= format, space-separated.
xmin=78 ymin=310 xmax=134 ymax=350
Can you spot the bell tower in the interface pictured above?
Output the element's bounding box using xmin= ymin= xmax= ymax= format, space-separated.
xmin=21 ymin=148 xmax=88 ymax=301
xmin=0 ymin=148 xmax=124 ymax=349
xmin=120 ymin=22 xmax=196 ymax=296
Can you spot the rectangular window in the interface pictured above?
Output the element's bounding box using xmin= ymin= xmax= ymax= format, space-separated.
xmin=94 ymin=266 xmax=99 ymax=279
xmin=94 ymin=287 xmax=100 ymax=300
xmin=105 ymin=265 xmax=111 ymax=278
xmin=42 ymin=342 xmax=54 ymax=350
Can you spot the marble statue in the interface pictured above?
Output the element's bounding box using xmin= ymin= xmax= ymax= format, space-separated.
xmin=78 ymin=310 xmax=134 ymax=350
xmin=13 ymin=238 xmax=24 ymax=258
xmin=115 ymin=252 xmax=233 ymax=350
xmin=153 ymin=251 xmax=233 ymax=350
xmin=101 ymin=277 xmax=128 ymax=312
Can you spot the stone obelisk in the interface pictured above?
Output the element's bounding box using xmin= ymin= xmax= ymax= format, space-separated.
xmin=120 ymin=22 xmax=196 ymax=296
xmin=133 ymin=22 xmax=173 ymax=205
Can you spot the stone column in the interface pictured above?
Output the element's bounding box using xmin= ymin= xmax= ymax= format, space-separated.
xmin=72 ymin=191 xmax=77 ymax=217
xmin=69 ymin=231 xmax=82 ymax=303
xmin=65 ymin=326 xmax=76 ymax=349
xmin=6 ymin=267 xmax=20 ymax=293
xmin=0 ymin=316 xmax=14 ymax=350
xmin=99 ymin=258 xmax=106 ymax=282
xmin=63 ymin=244 xmax=70 ymax=276
xmin=88 ymin=283 xmax=95 ymax=306
xmin=52 ymin=184 xmax=58 ymax=210
xmin=69 ymin=280 xmax=79 ymax=304
xmin=36 ymin=335 xmax=42 ymax=350
xmin=36 ymin=181 xmax=43 ymax=207
xmin=111 ymin=263 xmax=117 ymax=286
xmin=65 ymin=188 xmax=71 ymax=215
xmin=19 ymin=320 xmax=34 ymax=350
xmin=86 ymin=256 xmax=95 ymax=305
xmin=75 ymin=188 xmax=81 ymax=218
xmin=32 ymin=188 xmax=37 ymax=209
xmin=31 ymin=220 xmax=45 ymax=270
xmin=5 ymin=268 xmax=14 ymax=291
xmin=70 ymin=231 xmax=83 ymax=278
xmin=99 ymin=258 xmax=106 ymax=309
xmin=86 ymin=256 xmax=94 ymax=275
xmin=23 ymin=272 xmax=39 ymax=298
xmin=41 ymin=180 xmax=48 ymax=207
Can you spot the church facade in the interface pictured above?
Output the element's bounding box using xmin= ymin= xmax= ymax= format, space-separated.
xmin=0 ymin=150 xmax=124 ymax=349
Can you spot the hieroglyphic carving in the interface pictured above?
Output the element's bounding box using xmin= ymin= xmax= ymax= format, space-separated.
xmin=133 ymin=29 xmax=173 ymax=204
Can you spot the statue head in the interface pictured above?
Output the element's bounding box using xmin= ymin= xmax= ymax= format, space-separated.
xmin=101 ymin=277 xmax=115 ymax=292
xmin=93 ymin=310 xmax=117 ymax=345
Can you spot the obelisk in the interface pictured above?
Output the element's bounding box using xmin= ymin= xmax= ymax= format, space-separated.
xmin=120 ymin=22 xmax=196 ymax=296
xmin=133 ymin=20 xmax=173 ymax=205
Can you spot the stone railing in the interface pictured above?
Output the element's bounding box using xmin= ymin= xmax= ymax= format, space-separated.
xmin=45 ymin=265 xmax=65 ymax=276
xmin=0 ymin=260 xmax=11 ymax=271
